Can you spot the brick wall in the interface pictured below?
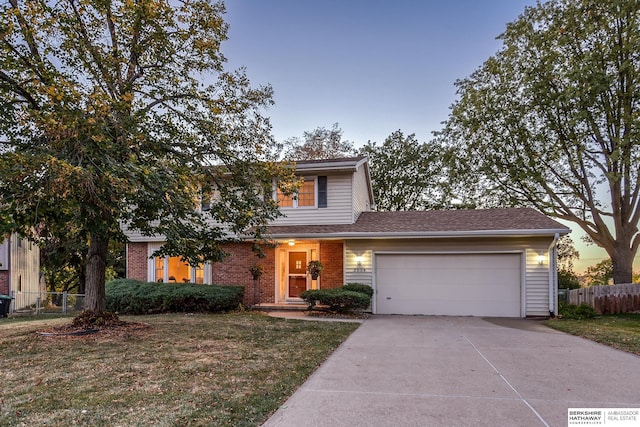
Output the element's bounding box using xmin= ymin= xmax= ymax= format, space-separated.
xmin=127 ymin=243 xmax=148 ymax=281
xmin=320 ymin=241 xmax=344 ymax=289
xmin=211 ymin=242 xmax=276 ymax=306
xmin=125 ymin=241 xmax=344 ymax=305
xmin=0 ymin=271 xmax=8 ymax=295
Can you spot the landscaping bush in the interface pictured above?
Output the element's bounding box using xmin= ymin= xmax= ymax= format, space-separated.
xmin=558 ymin=302 xmax=596 ymax=320
xmin=106 ymin=279 xmax=244 ymax=314
xmin=300 ymin=288 xmax=371 ymax=314
xmin=343 ymin=283 xmax=374 ymax=298
xmin=558 ymin=269 xmax=581 ymax=290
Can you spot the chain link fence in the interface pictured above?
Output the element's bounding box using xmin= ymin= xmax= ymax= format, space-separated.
xmin=10 ymin=291 xmax=85 ymax=315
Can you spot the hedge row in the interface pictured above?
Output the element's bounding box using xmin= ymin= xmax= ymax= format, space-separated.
xmin=301 ymin=283 xmax=373 ymax=314
xmin=105 ymin=279 xmax=244 ymax=314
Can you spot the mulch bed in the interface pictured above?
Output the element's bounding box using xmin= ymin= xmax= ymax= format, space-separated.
xmin=36 ymin=311 xmax=151 ymax=338
xmin=37 ymin=322 xmax=151 ymax=338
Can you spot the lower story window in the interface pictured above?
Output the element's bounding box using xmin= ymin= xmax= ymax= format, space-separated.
xmin=154 ymin=256 xmax=204 ymax=284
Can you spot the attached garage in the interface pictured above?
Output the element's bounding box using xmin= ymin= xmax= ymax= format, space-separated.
xmin=375 ymin=253 xmax=522 ymax=317
xmin=268 ymin=208 xmax=571 ymax=318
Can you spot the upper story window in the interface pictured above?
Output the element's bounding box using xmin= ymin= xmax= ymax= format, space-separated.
xmin=277 ymin=177 xmax=317 ymax=208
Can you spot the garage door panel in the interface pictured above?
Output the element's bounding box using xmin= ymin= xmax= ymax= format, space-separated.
xmin=376 ymin=254 xmax=521 ymax=317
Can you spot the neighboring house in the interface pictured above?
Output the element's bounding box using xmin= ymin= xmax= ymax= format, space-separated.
xmin=0 ymin=233 xmax=41 ymax=310
xmin=125 ymin=156 xmax=570 ymax=318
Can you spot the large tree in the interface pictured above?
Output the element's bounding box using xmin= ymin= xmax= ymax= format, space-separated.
xmin=282 ymin=123 xmax=356 ymax=160
xmin=360 ymin=130 xmax=450 ymax=211
xmin=439 ymin=0 xmax=640 ymax=284
xmin=0 ymin=0 xmax=294 ymax=314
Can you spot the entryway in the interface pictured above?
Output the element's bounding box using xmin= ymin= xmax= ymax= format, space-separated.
xmin=275 ymin=242 xmax=320 ymax=303
xmin=287 ymin=251 xmax=307 ymax=298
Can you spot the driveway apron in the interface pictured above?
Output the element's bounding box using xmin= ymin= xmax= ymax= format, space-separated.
xmin=263 ymin=315 xmax=640 ymax=427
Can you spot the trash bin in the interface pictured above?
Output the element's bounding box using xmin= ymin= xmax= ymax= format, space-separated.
xmin=0 ymin=295 xmax=13 ymax=318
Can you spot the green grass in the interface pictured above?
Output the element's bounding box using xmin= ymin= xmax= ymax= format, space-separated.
xmin=0 ymin=312 xmax=359 ymax=427
xmin=545 ymin=313 xmax=640 ymax=355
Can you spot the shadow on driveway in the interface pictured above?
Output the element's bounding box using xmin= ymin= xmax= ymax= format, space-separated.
xmin=264 ymin=315 xmax=640 ymax=427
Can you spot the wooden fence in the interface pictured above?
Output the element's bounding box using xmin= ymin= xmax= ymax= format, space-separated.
xmin=568 ymin=283 xmax=640 ymax=315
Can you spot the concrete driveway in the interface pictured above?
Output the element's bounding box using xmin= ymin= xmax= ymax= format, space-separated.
xmin=263 ymin=315 xmax=640 ymax=427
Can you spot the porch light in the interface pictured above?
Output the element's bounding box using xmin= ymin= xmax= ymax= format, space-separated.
xmin=355 ymin=255 xmax=363 ymax=267
xmin=537 ymin=254 xmax=545 ymax=265
xmin=288 ymin=240 xmax=295 ymax=246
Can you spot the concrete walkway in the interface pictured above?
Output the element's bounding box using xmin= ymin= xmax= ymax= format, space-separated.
xmin=263 ymin=315 xmax=640 ymax=427
xmin=265 ymin=310 xmax=366 ymax=323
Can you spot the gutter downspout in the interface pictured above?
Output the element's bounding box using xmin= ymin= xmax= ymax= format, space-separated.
xmin=548 ymin=233 xmax=559 ymax=317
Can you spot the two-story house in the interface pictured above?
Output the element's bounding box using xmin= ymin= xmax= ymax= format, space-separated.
xmin=125 ymin=156 xmax=570 ymax=318
xmin=0 ymin=233 xmax=41 ymax=311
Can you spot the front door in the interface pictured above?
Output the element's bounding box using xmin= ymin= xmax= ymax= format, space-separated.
xmin=288 ymin=251 xmax=308 ymax=298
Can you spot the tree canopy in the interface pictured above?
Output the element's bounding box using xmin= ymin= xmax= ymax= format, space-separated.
xmin=360 ymin=131 xmax=450 ymax=211
xmin=0 ymin=0 xmax=294 ymax=314
xmin=584 ymin=259 xmax=614 ymax=287
xmin=439 ymin=0 xmax=640 ymax=284
xmin=281 ymin=123 xmax=356 ymax=160
xmin=557 ymin=235 xmax=580 ymax=273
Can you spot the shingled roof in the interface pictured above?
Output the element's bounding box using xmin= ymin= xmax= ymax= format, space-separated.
xmin=267 ymin=208 xmax=570 ymax=239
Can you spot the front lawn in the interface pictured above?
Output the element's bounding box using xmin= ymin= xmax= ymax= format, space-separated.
xmin=545 ymin=313 xmax=640 ymax=356
xmin=0 ymin=312 xmax=359 ymax=426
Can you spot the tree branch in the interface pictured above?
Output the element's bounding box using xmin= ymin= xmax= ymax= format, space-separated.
xmin=0 ymin=70 xmax=40 ymax=110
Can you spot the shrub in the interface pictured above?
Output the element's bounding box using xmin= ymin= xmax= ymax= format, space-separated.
xmin=106 ymin=279 xmax=244 ymax=314
xmin=300 ymin=288 xmax=371 ymax=314
xmin=343 ymin=283 xmax=374 ymax=298
xmin=558 ymin=302 xmax=596 ymax=320
xmin=558 ymin=269 xmax=581 ymax=290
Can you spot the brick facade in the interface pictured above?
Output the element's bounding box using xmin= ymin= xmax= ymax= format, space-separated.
xmin=211 ymin=242 xmax=275 ymax=306
xmin=125 ymin=240 xmax=345 ymax=305
xmin=0 ymin=271 xmax=8 ymax=295
xmin=127 ymin=243 xmax=149 ymax=282
xmin=319 ymin=241 xmax=344 ymax=289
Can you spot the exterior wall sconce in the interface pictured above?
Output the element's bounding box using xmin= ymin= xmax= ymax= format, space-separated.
xmin=354 ymin=255 xmax=366 ymax=272
xmin=288 ymin=240 xmax=295 ymax=246
xmin=537 ymin=254 xmax=545 ymax=265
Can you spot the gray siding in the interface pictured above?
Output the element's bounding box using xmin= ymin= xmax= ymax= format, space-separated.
xmin=344 ymin=237 xmax=555 ymax=317
xmin=123 ymin=165 xmax=373 ymax=241
xmin=271 ymin=173 xmax=354 ymax=225
xmin=121 ymin=221 xmax=166 ymax=243
xmin=352 ymin=165 xmax=371 ymax=221
xmin=525 ymin=247 xmax=554 ymax=317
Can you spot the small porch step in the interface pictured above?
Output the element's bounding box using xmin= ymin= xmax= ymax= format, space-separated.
xmin=252 ymin=303 xmax=307 ymax=312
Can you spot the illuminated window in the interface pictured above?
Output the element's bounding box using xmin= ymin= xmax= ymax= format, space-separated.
xmin=168 ymin=257 xmax=190 ymax=282
xmin=154 ymin=256 xmax=205 ymax=284
xmin=297 ymin=180 xmax=315 ymax=206
xmin=276 ymin=178 xmax=316 ymax=208
xmin=276 ymin=188 xmax=294 ymax=207
xmin=155 ymin=257 xmax=165 ymax=282
xmin=194 ymin=264 xmax=204 ymax=284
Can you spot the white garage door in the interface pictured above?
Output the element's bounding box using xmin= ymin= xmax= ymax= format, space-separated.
xmin=375 ymin=253 xmax=521 ymax=317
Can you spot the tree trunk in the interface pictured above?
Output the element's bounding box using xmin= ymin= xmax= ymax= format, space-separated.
xmin=84 ymin=234 xmax=109 ymax=314
xmin=612 ymin=243 xmax=634 ymax=284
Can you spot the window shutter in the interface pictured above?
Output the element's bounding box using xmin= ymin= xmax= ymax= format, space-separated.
xmin=318 ymin=176 xmax=328 ymax=208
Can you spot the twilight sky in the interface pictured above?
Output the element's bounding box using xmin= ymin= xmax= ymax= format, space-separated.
xmin=221 ymin=0 xmax=621 ymax=274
